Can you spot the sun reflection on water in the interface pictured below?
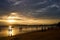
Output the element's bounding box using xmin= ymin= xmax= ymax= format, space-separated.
xmin=7 ymin=26 xmax=20 ymax=36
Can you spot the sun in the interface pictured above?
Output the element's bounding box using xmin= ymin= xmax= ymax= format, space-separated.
xmin=6 ymin=12 xmax=18 ymax=24
xmin=7 ymin=19 xmax=16 ymax=23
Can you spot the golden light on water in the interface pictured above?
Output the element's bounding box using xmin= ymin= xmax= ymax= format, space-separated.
xmin=8 ymin=26 xmax=12 ymax=36
xmin=8 ymin=26 xmax=16 ymax=36
xmin=7 ymin=25 xmax=20 ymax=36
xmin=9 ymin=26 xmax=12 ymax=29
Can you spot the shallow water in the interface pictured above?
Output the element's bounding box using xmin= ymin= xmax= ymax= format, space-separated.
xmin=0 ymin=25 xmax=49 ymax=37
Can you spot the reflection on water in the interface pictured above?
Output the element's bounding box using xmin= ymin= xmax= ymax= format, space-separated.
xmin=8 ymin=25 xmax=12 ymax=36
xmin=0 ymin=25 xmax=55 ymax=37
xmin=0 ymin=25 xmax=20 ymax=37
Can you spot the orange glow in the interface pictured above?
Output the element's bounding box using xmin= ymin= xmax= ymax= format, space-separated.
xmin=0 ymin=12 xmax=60 ymax=25
xmin=8 ymin=26 xmax=12 ymax=36
xmin=7 ymin=26 xmax=20 ymax=36
xmin=6 ymin=13 xmax=19 ymax=24
xmin=7 ymin=19 xmax=16 ymax=23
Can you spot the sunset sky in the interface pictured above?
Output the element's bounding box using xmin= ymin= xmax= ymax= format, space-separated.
xmin=0 ymin=0 xmax=60 ymax=24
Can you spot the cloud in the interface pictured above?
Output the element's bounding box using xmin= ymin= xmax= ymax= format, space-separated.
xmin=35 ymin=4 xmax=60 ymax=12
xmin=0 ymin=0 xmax=60 ymax=19
xmin=13 ymin=1 xmax=22 ymax=6
xmin=30 ymin=3 xmax=60 ymax=19
xmin=6 ymin=0 xmax=22 ymax=6
xmin=7 ymin=0 xmax=19 ymax=2
xmin=47 ymin=4 xmax=60 ymax=8
xmin=33 ymin=1 xmax=47 ymax=6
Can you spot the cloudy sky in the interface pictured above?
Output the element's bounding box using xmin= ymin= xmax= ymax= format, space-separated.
xmin=0 ymin=0 xmax=60 ymax=24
